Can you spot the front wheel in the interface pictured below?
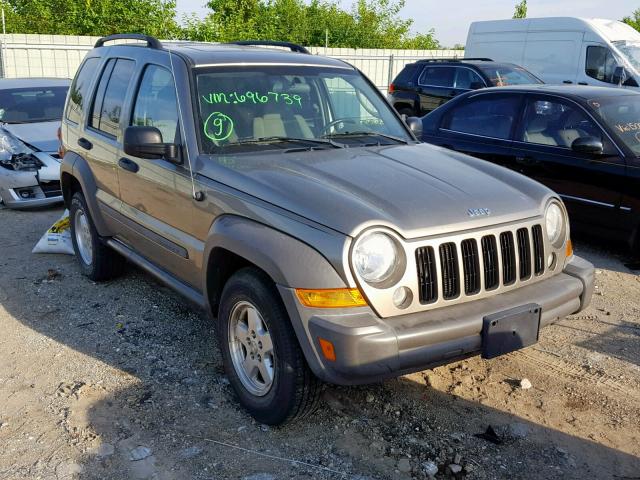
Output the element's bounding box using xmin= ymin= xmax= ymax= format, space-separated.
xmin=218 ymin=268 xmax=321 ymax=425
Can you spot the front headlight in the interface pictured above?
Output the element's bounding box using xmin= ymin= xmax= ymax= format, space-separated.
xmin=0 ymin=128 xmax=30 ymax=161
xmin=353 ymin=232 xmax=402 ymax=285
xmin=545 ymin=202 xmax=566 ymax=248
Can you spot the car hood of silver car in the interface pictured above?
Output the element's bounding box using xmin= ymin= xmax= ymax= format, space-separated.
xmin=203 ymin=142 xmax=554 ymax=239
xmin=3 ymin=121 xmax=60 ymax=154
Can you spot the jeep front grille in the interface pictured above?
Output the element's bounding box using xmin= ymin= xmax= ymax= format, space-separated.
xmin=415 ymin=246 xmax=437 ymax=304
xmin=416 ymin=224 xmax=545 ymax=304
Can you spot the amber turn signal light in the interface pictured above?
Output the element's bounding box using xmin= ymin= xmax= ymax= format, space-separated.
xmin=566 ymin=239 xmax=573 ymax=258
xmin=295 ymin=288 xmax=367 ymax=308
xmin=318 ymin=338 xmax=336 ymax=362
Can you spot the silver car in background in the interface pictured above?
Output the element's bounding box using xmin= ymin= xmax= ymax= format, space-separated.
xmin=0 ymin=78 xmax=70 ymax=209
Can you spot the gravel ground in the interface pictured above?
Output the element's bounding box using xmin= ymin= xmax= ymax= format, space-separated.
xmin=0 ymin=205 xmax=639 ymax=480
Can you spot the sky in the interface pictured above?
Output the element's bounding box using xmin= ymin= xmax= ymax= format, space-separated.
xmin=174 ymin=0 xmax=639 ymax=48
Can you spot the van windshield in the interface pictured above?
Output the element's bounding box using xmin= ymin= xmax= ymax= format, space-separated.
xmin=613 ymin=41 xmax=640 ymax=73
xmin=588 ymin=95 xmax=640 ymax=155
xmin=194 ymin=66 xmax=412 ymax=154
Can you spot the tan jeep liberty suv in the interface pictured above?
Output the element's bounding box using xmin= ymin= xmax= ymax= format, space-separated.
xmin=60 ymin=34 xmax=595 ymax=425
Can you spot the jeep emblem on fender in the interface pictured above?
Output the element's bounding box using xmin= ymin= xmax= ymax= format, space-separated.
xmin=468 ymin=208 xmax=491 ymax=217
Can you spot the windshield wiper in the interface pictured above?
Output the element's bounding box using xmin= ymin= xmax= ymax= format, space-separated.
xmin=230 ymin=136 xmax=342 ymax=149
xmin=322 ymin=131 xmax=409 ymax=145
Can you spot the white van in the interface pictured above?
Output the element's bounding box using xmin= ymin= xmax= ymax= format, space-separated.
xmin=465 ymin=17 xmax=640 ymax=88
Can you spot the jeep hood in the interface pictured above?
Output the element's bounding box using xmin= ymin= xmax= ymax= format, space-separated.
xmin=202 ymin=143 xmax=553 ymax=239
xmin=2 ymin=121 xmax=60 ymax=154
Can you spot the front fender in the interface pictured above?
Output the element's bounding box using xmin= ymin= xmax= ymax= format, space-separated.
xmin=202 ymin=215 xmax=348 ymax=298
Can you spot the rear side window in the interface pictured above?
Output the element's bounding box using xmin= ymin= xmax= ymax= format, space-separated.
xmin=586 ymin=46 xmax=616 ymax=84
xmin=90 ymin=58 xmax=135 ymax=137
xmin=131 ymin=65 xmax=179 ymax=144
xmin=66 ymin=57 xmax=100 ymax=124
xmin=444 ymin=95 xmax=520 ymax=140
xmin=418 ymin=66 xmax=455 ymax=88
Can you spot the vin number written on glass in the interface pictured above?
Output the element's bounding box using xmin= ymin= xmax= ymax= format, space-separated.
xmin=202 ymin=91 xmax=303 ymax=107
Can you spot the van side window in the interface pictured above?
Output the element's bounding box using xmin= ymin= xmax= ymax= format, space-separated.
xmin=65 ymin=57 xmax=100 ymax=124
xmin=519 ymin=99 xmax=601 ymax=148
xmin=418 ymin=67 xmax=455 ymax=88
xmin=586 ymin=46 xmax=617 ymax=84
xmin=131 ymin=65 xmax=179 ymax=144
xmin=443 ymin=95 xmax=520 ymax=140
xmin=90 ymin=58 xmax=135 ymax=138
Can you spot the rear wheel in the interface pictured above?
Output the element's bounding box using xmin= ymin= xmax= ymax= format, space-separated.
xmin=218 ymin=268 xmax=321 ymax=425
xmin=69 ymin=191 xmax=123 ymax=281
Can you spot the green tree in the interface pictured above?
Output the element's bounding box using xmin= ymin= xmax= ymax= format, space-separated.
xmin=191 ymin=0 xmax=439 ymax=49
xmin=623 ymin=9 xmax=640 ymax=31
xmin=513 ymin=0 xmax=527 ymax=19
xmin=0 ymin=0 xmax=179 ymax=37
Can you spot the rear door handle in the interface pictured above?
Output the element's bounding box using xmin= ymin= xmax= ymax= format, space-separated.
xmin=77 ymin=137 xmax=93 ymax=150
xmin=563 ymin=80 xmax=573 ymax=84
xmin=118 ymin=157 xmax=139 ymax=173
xmin=578 ymin=82 xmax=588 ymax=86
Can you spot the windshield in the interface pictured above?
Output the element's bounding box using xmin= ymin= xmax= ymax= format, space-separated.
xmin=0 ymin=86 xmax=68 ymax=124
xmin=195 ymin=66 xmax=411 ymax=153
xmin=477 ymin=65 xmax=542 ymax=86
xmin=588 ymin=95 xmax=640 ymax=155
xmin=613 ymin=40 xmax=640 ymax=74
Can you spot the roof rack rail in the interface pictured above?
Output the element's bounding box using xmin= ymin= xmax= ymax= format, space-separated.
xmin=94 ymin=33 xmax=162 ymax=50
xmin=226 ymin=40 xmax=310 ymax=54
xmin=416 ymin=57 xmax=493 ymax=63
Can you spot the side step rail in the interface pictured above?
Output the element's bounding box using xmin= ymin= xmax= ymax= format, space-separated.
xmin=106 ymin=239 xmax=206 ymax=309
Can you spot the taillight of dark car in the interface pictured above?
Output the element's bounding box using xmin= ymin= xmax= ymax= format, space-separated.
xmin=388 ymin=83 xmax=396 ymax=94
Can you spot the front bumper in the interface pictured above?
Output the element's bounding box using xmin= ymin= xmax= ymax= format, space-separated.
xmin=279 ymin=255 xmax=594 ymax=385
xmin=0 ymin=184 xmax=63 ymax=209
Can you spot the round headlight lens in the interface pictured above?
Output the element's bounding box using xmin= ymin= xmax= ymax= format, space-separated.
xmin=545 ymin=202 xmax=565 ymax=247
xmin=354 ymin=232 xmax=399 ymax=284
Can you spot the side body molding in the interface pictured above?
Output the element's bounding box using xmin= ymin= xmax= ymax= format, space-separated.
xmin=60 ymin=151 xmax=112 ymax=237
xmin=202 ymin=215 xmax=348 ymax=311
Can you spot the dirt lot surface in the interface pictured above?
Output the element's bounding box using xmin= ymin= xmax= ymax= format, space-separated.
xmin=0 ymin=206 xmax=639 ymax=480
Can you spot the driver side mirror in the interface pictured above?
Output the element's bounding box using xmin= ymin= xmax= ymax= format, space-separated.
xmin=469 ymin=81 xmax=484 ymax=90
xmin=612 ymin=66 xmax=627 ymax=86
xmin=405 ymin=116 xmax=423 ymax=138
xmin=124 ymin=126 xmax=180 ymax=164
xmin=571 ymin=136 xmax=603 ymax=155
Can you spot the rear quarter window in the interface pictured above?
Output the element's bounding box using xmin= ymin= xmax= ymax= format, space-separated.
xmin=65 ymin=57 xmax=100 ymax=124
xmin=393 ymin=64 xmax=419 ymax=86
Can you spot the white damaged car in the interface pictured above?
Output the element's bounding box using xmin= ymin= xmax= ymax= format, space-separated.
xmin=0 ymin=78 xmax=69 ymax=209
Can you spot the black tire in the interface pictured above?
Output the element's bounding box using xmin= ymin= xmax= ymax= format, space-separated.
xmin=398 ymin=107 xmax=415 ymax=117
xmin=218 ymin=267 xmax=321 ymax=425
xmin=69 ymin=191 xmax=124 ymax=281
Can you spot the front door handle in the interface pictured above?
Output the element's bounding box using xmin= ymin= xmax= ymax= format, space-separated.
xmin=563 ymin=80 xmax=573 ymax=84
xmin=118 ymin=157 xmax=139 ymax=173
xmin=77 ymin=137 xmax=93 ymax=150
xmin=578 ymin=82 xmax=588 ymax=86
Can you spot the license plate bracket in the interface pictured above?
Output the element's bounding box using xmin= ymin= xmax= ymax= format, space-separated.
xmin=481 ymin=303 xmax=541 ymax=359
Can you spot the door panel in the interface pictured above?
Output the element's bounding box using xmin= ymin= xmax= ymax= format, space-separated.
xmin=417 ymin=66 xmax=456 ymax=114
xmin=116 ymin=63 xmax=200 ymax=287
xmin=513 ymin=96 xmax=626 ymax=233
xmin=81 ymin=59 xmax=125 ymax=210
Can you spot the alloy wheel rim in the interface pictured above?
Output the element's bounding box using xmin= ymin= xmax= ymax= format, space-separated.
xmin=228 ymin=301 xmax=275 ymax=396
xmin=74 ymin=209 xmax=93 ymax=266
